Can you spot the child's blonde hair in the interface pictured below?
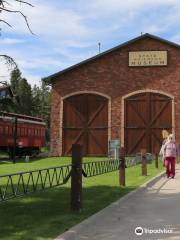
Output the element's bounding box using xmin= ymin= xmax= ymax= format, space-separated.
xmin=162 ymin=129 xmax=169 ymax=139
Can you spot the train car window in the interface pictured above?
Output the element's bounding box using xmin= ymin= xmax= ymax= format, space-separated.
xmin=5 ymin=126 xmax=9 ymax=135
xmin=20 ymin=128 xmax=22 ymax=135
xmin=0 ymin=126 xmax=4 ymax=134
xmin=9 ymin=125 xmax=13 ymax=135
xmin=28 ymin=129 xmax=31 ymax=135
xmin=17 ymin=127 xmax=20 ymax=135
xmin=21 ymin=128 xmax=25 ymax=136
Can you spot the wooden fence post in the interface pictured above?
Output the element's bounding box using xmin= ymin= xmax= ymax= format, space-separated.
xmin=141 ymin=149 xmax=147 ymax=176
xmin=71 ymin=144 xmax=82 ymax=211
xmin=155 ymin=153 xmax=159 ymax=169
xmin=119 ymin=147 xmax=126 ymax=186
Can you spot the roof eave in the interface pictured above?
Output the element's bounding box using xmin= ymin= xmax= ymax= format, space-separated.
xmin=43 ymin=33 xmax=180 ymax=83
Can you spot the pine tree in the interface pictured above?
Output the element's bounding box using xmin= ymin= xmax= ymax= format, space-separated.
xmin=9 ymin=68 xmax=51 ymax=142
xmin=10 ymin=69 xmax=21 ymax=94
xmin=32 ymin=81 xmax=51 ymax=141
xmin=10 ymin=69 xmax=33 ymax=115
xmin=17 ymin=78 xmax=33 ymax=115
xmin=32 ymin=84 xmax=42 ymax=115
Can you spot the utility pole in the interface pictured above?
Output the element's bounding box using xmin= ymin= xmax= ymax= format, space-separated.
xmin=13 ymin=116 xmax=17 ymax=164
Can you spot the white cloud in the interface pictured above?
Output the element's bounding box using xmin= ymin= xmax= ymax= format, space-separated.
xmin=90 ymin=0 xmax=180 ymax=12
xmin=2 ymin=0 xmax=180 ymax=39
xmin=1 ymin=0 xmax=90 ymax=38
xmin=1 ymin=0 xmax=180 ymax=87
xmin=23 ymin=73 xmax=41 ymax=86
xmin=60 ymin=40 xmax=94 ymax=49
xmin=0 ymin=60 xmax=41 ymax=87
xmin=0 ymin=38 xmax=25 ymax=45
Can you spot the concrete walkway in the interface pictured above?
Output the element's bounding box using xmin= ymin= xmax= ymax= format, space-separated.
xmin=56 ymin=165 xmax=180 ymax=240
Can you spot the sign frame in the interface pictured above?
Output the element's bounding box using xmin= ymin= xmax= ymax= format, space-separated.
xmin=128 ymin=50 xmax=168 ymax=67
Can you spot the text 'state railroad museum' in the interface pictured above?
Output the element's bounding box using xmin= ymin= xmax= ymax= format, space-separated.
xmin=44 ymin=33 xmax=180 ymax=156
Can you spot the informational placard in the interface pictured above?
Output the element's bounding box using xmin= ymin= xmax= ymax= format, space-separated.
xmin=129 ymin=51 xmax=167 ymax=67
xmin=108 ymin=139 xmax=120 ymax=160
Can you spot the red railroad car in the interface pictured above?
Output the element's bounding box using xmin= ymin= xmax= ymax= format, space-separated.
xmin=0 ymin=111 xmax=46 ymax=156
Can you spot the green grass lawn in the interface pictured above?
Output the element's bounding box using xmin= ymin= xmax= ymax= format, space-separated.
xmin=0 ymin=156 xmax=109 ymax=175
xmin=0 ymin=157 xmax=164 ymax=240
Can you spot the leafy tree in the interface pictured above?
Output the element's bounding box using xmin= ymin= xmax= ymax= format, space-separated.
xmin=18 ymin=77 xmax=33 ymax=114
xmin=10 ymin=68 xmax=22 ymax=93
xmin=32 ymin=82 xmax=51 ymax=142
xmin=0 ymin=97 xmax=14 ymax=111
xmin=9 ymin=68 xmax=33 ymax=115
xmin=9 ymin=68 xmax=51 ymax=142
xmin=32 ymin=84 xmax=42 ymax=114
xmin=0 ymin=2 xmax=51 ymax=144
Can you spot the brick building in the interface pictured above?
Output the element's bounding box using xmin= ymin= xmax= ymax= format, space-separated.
xmin=43 ymin=33 xmax=180 ymax=156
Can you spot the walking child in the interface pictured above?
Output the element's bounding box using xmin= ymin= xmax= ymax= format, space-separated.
xmin=163 ymin=134 xmax=179 ymax=178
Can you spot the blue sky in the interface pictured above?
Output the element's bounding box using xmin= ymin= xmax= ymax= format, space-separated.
xmin=0 ymin=0 xmax=180 ymax=86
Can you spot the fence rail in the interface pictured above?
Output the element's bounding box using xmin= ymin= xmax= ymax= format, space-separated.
xmin=82 ymin=159 xmax=120 ymax=177
xmin=0 ymin=151 xmax=151 ymax=203
xmin=0 ymin=164 xmax=72 ymax=202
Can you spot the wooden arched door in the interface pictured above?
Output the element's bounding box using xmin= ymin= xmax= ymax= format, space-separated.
xmin=125 ymin=92 xmax=172 ymax=154
xmin=63 ymin=94 xmax=108 ymax=156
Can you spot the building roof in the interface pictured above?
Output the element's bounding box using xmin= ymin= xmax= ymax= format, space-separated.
xmin=0 ymin=111 xmax=44 ymax=122
xmin=42 ymin=33 xmax=180 ymax=83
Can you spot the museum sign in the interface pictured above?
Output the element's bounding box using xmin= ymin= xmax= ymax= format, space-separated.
xmin=129 ymin=51 xmax=167 ymax=67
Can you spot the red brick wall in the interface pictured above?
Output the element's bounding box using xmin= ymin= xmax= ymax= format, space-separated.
xmin=50 ymin=37 xmax=180 ymax=156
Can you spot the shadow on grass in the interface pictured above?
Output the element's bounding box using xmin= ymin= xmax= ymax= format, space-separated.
xmin=0 ymin=185 xmax=136 ymax=240
xmin=0 ymin=160 xmax=12 ymax=165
